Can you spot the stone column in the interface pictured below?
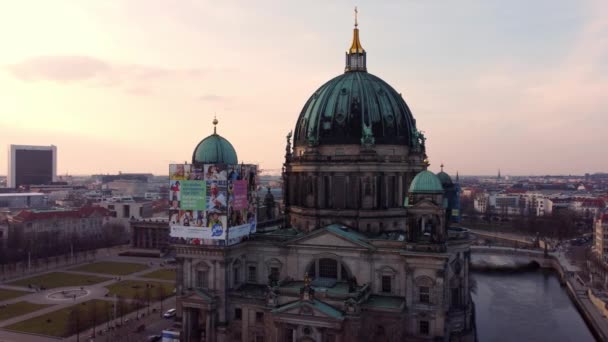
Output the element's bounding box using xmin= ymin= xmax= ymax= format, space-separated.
xmin=205 ymin=311 xmax=211 ymax=342
xmin=183 ymin=308 xmax=192 ymax=342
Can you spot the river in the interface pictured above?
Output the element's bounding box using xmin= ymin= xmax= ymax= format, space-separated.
xmin=472 ymin=270 xmax=595 ymax=342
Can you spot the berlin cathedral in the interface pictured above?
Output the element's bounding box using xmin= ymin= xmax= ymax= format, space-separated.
xmin=173 ymin=13 xmax=475 ymax=342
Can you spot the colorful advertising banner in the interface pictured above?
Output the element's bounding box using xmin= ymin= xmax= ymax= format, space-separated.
xmin=169 ymin=163 xmax=257 ymax=245
xmin=230 ymin=180 xmax=248 ymax=210
xmin=170 ymin=213 xmax=227 ymax=240
xmin=206 ymin=180 xmax=228 ymax=212
xmin=226 ymin=223 xmax=253 ymax=246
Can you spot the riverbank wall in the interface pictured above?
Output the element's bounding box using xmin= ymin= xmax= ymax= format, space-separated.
xmin=472 ymin=247 xmax=607 ymax=341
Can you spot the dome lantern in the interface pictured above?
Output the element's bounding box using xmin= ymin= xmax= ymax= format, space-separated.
xmin=345 ymin=7 xmax=367 ymax=72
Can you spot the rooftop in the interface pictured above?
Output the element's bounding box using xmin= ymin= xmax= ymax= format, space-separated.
xmin=0 ymin=193 xmax=46 ymax=197
xmin=363 ymin=295 xmax=405 ymax=310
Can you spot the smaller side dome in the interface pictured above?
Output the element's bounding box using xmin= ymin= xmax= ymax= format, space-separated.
xmin=409 ymin=170 xmax=444 ymax=194
xmin=192 ymin=118 xmax=238 ymax=165
xmin=437 ymin=171 xmax=453 ymax=187
xmin=192 ymin=135 xmax=238 ymax=165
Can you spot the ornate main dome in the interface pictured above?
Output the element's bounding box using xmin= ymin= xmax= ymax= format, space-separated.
xmin=293 ymin=18 xmax=418 ymax=148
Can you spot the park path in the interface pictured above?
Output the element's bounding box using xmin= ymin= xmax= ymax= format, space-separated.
xmin=0 ymin=254 xmax=176 ymax=338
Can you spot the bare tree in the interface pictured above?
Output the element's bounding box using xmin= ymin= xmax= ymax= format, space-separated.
xmin=67 ymin=306 xmax=82 ymax=342
xmin=85 ymin=301 xmax=99 ymax=338
xmin=133 ymin=292 xmax=143 ymax=318
xmin=157 ymin=284 xmax=167 ymax=317
xmin=144 ymin=283 xmax=152 ymax=315
xmin=117 ymin=295 xmax=127 ymax=325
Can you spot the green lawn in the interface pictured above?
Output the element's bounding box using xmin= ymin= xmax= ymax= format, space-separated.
xmin=139 ymin=268 xmax=176 ymax=281
xmin=0 ymin=301 xmax=54 ymax=321
xmin=4 ymin=299 xmax=113 ymax=337
xmin=8 ymin=272 xmax=111 ymax=289
xmin=0 ymin=289 xmax=29 ymax=301
xmin=70 ymin=261 xmax=149 ymax=275
xmin=105 ymin=280 xmax=174 ymax=301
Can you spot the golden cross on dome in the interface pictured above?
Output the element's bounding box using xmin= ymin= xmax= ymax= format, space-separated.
xmin=354 ymin=6 xmax=358 ymax=27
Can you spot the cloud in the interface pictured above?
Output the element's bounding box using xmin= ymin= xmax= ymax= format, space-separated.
xmin=5 ymin=55 xmax=209 ymax=96
xmin=199 ymin=94 xmax=228 ymax=102
xmin=8 ymin=55 xmax=110 ymax=82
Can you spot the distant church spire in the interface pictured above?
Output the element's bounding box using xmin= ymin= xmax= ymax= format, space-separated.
xmin=345 ymin=7 xmax=367 ymax=72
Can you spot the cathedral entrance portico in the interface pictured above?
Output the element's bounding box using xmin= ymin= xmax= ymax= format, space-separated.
xmin=182 ymin=296 xmax=217 ymax=342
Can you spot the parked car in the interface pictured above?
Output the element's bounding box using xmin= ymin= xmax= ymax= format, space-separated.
xmin=147 ymin=335 xmax=161 ymax=342
xmin=163 ymin=308 xmax=177 ymax=318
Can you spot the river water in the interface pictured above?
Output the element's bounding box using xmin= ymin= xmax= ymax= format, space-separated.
xmin=472 ymin=270 xmax=595 ymax=342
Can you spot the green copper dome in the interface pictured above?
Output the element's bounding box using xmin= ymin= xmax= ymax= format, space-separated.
xmin=294 ymin=72 xmax=417 ymax=147
xmin=437 ymin=171 xmax=453 ymax=187
xmin=192 ymin=131 xmax=238 ymax=165
xmin=409 ymin=170 xmax=444 ymax=194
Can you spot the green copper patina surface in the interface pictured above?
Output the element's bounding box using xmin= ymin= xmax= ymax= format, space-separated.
xmin=436 ymin=171 xmax=453 ymax=187
xmin=409 ymin=170 xmax=444 ymax=194
xmin=294 ymin=71 xmax=417 ymax=147
xmin=192 ymin=133 xmax=238 ymax=165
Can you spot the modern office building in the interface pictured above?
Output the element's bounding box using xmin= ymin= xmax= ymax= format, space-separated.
xmin=7 ymin=145 xmax=57 ymax=188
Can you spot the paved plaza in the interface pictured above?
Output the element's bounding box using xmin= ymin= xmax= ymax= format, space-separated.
xmin=0 ymin=247 xmax=177 ymax=342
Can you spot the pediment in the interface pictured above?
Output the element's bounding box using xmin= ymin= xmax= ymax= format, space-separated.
xmin=282 ymin=303 xmax=328 ymax=317
xmin=411 ymin=199 xmax=440 ymax=209
xmin=290 ymin=228 xmax=372 ymax=249
xmin=272 ymin=300 xmax=344 ymax=320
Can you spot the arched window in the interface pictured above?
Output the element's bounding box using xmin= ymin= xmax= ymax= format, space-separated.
xmin=194 ymin=262 xmax=210 ymax=289
xmin=232 ymin=259 xmax=242 ymax=287
xmin=415 ymin=276 xmax=435 ymax=304
xmin=307 ymin=257 xmax=350 ymax=281
xmin=319 ymin=258 xmax=337 ymax=278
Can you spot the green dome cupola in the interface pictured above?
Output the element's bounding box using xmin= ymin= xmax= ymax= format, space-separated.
xmin=293 ymin=10 xmax=419 ymax=148
xmin=409 ymin=170 xmax=444 ymax=194
xmin=436 ymin=164 xmax=453 ymax=187
xmin=192 ymin=118 xmax=238 ymax=165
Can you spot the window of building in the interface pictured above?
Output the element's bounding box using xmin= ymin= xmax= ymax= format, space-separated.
xmin=419 ymin=286 xmax=430 ymax=303
xmin=319 ymin=258 xmax=338 ymax=278
xmin=307 ymin=258 xmax=349 ymax=281
xmin=284 ymin=329 xmax=294 ymax=342
xmin=381 ymin=276 xmax=392 ymax=293
xmin=233 ymin=266 xmax=240 ymax=286
xmin=256 ymin=311 xmax=264 ymax=323
xmin=196 ymin=270 xmax=208 ymax=289
xmin=248 ymin=266 xmax=257 ymax=283
xmin=271 ymin=267 xmax=280 ymax=279
xmin=123 ymin=205 xmax=130 ymax=218
xmin=451 ymin=287 xmax=461 ymax=308
xmin=419 ymin=320 xmax=429 ymax=335
xmin=234 ymin=308 xmax=242 ymax=320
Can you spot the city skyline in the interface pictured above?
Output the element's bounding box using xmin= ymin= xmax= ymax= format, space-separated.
xmin=0 ymin=0 xmax=607 ymax=176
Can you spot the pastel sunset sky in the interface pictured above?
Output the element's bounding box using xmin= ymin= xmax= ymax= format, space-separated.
xmin=0 ymin=0 xmax=606 ymax=176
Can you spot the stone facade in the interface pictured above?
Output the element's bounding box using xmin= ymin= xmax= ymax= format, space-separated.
xmin=173 ymin=18 xmax=475 ymax=342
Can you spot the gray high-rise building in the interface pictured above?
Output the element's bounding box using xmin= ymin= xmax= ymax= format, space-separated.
xmin=7 ymin=145 xmax=57 ymax=188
